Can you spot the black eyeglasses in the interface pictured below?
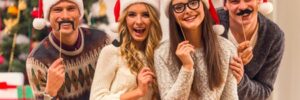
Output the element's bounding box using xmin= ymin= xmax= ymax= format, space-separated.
xmin=172 ymin=0 xmax=200 ymax=13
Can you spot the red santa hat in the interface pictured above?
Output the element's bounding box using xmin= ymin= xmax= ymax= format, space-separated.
xmin=32 ymin=0 xmax=84 ymax=30
xmin=164 ymin=0 xmax=224 ymax=35
xmin=110 ymin=0 xmax=161 ymax=33
xmin=258 ymin=0 xmax=273 ymax=15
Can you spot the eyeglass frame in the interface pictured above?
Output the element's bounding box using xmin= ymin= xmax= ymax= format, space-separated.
xmin=172 ymin=0 xmax=201 ymax=13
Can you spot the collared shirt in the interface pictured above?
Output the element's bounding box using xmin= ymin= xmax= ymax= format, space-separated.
xmin=228 ymin=25 xmax=259 ymax=48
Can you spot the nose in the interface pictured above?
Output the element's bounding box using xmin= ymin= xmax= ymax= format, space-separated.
xmin=61 ymin=10 xmax=71 ymax=20
xmin=135 ymin=15 xmax=143 ymax=25
xmin=184 ymin=5 xmax=193 ymax=14
xmin=238 ymin=1 xmax=247 ymax=10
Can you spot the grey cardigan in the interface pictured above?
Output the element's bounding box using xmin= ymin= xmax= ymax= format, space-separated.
xmin=217 ymin=8 xmax=285 ymax=100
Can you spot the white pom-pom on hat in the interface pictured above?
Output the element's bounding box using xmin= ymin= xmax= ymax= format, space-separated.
xmin=208 ymin=0 xmax=225 ymax=35
xmin=33 ymin=18 xmax=46 ymax=30
xmin=110 ymin=22 xmax=119 ymax=33
xmin=213 ymin=24 xmax=225 ymax=35
xmin=258 ymin=0 xmax=273 ymax=15
xmin=32 ymin=0 xmax=45 ymax=30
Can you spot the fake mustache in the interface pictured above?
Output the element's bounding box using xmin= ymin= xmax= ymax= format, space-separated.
xmin=236 ymin=9 xmax=253 ymax=16
xmin=58 ymin=20 xmax=75 ymax=31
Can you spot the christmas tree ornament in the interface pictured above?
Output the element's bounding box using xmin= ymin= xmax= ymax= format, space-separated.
xmin=7 ymin=5 xmax=18 ymax=16
xmin=0 ymin=54 xmax=4 ymax=64
xmin=2 ymin=0 xmax=26 ymax=35
xmin=16 ymin=34 xmax=30 ymax=45
xmin=31 ymin=7 xmax=39 ymax=18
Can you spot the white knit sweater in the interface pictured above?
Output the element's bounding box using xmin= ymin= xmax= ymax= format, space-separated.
xmin=154 ymin=36 xmax=239 ymax=100
xmin=90 ymin=44 xmax=153 ymax=100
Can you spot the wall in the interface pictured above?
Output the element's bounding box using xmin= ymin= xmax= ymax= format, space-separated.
xmin=273 ymin=0 xmax=300 ymax=99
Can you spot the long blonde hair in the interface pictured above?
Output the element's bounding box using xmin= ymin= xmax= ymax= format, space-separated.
xmin=118 ymin=3 xmax=162 ymax=98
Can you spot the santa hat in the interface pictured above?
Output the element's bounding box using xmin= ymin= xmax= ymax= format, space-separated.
xmin=258 ymin=0 xmax=273 ymax=15
xmin=164 ymin=0 xmax=224 ymax=35
xmin=32 ymin=0 xmax=84 ymax=30
xmin=223 ymin=0 xmax=273 ymax=15
xmin=110 ymin=0 xmax=161 ymax=33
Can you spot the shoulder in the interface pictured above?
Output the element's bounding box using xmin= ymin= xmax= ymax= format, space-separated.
xmin=218 ymin=36 xmax=236 ymax=52
xmin=217 ymin=36 xmax=237 ymax=57
xmin=81 ymin=27 xmax=107 ymax=36
xmin=28 ymin=37 xmax=57 ymax=63
xmin=217 ymin=8 xmax=228 ymax=18
xmin=259 ymin=14 xmax=284 ymax=40
xmin=81 ymin=27 xmax=110 ymax=42
xmin=100 ymin=44 xmax=120 ymax=57
xmin=27 ymin=39 xmax=51 ymax=70
xmin=154 ymin=40 xmax=171 ymax=58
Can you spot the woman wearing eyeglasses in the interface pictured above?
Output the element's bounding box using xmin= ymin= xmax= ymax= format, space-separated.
xmin=154 ymin=0 xmax=238 ymax=99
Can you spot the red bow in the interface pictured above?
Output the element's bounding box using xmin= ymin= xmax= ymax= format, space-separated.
xmin=0 ymin=82 xmax=17 ymax=89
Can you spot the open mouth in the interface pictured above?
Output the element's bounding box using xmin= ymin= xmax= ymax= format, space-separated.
xmin=61 ymin=23 xmax=72 ymax=27
xmin=133 ymin=28 xmax=146 ymax=33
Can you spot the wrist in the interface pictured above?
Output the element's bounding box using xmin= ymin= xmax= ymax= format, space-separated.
xmin=45 ymin=87 xmax=58 ymax=97
xmin=43 ymin=91 xmax=57 ymax=100
xmin=183 ymin=64 xmax=194 ymax=70
xmin=135 ymin=87 xmax=145 ymax=97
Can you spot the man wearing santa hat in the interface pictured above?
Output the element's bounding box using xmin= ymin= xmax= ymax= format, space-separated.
xmin=217 ymin=0 xmax=284 ymax=99
xmin=27 ymin=0 xmax=110 ymax=99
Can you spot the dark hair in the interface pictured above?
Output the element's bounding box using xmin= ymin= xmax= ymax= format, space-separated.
xmin=168 ymin=0 xmax=224 ymax=92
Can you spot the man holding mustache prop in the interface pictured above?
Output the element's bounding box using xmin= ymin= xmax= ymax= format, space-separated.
xmin=27 ymin=0 xmax=110 ymax=99
xmin=217 ymin=0 xmax=284 ymax=99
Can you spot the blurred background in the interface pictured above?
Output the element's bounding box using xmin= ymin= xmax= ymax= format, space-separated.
xmin=0 ymin=0 xmax=299 ymax=99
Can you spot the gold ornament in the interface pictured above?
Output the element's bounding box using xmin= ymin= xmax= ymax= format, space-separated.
xmin=7 ymin=6 xmax=18 ymax=16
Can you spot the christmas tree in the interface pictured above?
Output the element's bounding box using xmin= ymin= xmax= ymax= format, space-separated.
xmin=0 ymin=0 xmax=109 ymax=84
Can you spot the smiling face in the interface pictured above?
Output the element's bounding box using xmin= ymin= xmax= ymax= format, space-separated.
xmin=172 ymin=0 xmax=205 ymax=31
xmin=125 ymin=3 xmax=151 ymax=44
xmin=224 ymin=0 xmax=259 ymax=26
xmin=49 ymin=1 xmax=80 ymax=35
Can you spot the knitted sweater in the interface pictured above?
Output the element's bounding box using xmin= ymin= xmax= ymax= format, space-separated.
xmin=26 ymin=27 xmax=109 ymax=99
xmin=90 ymin=44 xmax=153 ymax=100
xmin=217 ymin=8 xmax=285 ymax=100
xmin=154 ymin=36 xmax=238 ymax=100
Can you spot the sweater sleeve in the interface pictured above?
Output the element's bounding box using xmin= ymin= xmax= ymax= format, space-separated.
xmin=26 ymin=57 xmax=48 ymax=99
xmin=237 ymin=29 xmax=285 ymax=100
xmin=220 ymin=38 xmax=239 ymax=100
xmin=221 ymin=68 xmax=239 ymax=100
xmin=154 ymin=42 xmax=194 ymax=100
xmin=90 ymin=45 xmax=124 ymax=100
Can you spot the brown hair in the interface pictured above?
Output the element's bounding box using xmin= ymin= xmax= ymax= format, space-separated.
xmin=168 ymin=0 xmax=224 ymax=92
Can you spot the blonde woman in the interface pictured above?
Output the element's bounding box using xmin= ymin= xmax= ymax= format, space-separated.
xmin=90 ymin=0 xmax=162 ymax=100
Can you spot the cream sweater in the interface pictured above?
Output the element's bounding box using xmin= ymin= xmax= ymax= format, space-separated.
xmin=90 ymin=44 xmax=153 ymax=100
xmin=154 ymin=36 xmax=239 ymax=100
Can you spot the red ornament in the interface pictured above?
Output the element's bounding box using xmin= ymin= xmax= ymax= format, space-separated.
xmin=31 ymin=8 xmax=39 ymax=18
xmin=0 ymin=55 xmax=4 ymax=64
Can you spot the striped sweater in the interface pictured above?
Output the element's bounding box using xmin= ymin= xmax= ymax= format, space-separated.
xmin=26 ymin=27 xmax=109 ymax=99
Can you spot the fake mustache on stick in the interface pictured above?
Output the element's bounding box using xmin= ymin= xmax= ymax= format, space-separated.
xmin=58 ymin=20 xmax=75 ymax=31
xmin=237 ymin=9 xmax=253 ymax=16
